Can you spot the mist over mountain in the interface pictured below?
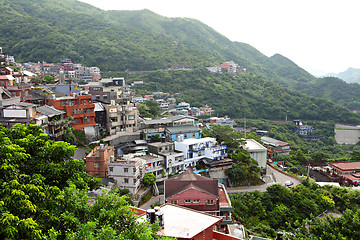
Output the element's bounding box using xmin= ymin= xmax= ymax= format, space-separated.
xmin=325 ymin=67 xmax=360 ymax=84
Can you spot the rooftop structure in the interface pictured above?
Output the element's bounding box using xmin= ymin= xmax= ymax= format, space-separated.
xmin=164 ymin=168 xmax=233 ymax=227
xmin=242 ymin=139 xmax=267 ymax=168
xmin=261 ymin=136 xmax=290 ymax=156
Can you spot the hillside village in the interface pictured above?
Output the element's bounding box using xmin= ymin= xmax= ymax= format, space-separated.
xmin=2 ymin=44 xmax=360 ymax=240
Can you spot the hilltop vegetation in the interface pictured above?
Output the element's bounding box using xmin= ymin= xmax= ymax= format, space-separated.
xmin=0 ymin=0 xmax=317 ymax=86
xmin=230 ymin=181 xmax=360 ymax=239
xmin=2 ymin=0 xmax=360 ymax=115
xmin=132 ymin=67 xmax=360 ymax=124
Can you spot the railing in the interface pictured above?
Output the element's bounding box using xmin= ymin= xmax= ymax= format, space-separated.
xmin=48 ymin=118 xmax=71 ymax=126
xmin=188 ymin=146 xmax=206 ymax=153
xmin=48 ymin=130 xmax=66 ymax=138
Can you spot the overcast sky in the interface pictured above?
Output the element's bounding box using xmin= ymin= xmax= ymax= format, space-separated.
xmin=79 ymin=0 xmax=360 ymax=76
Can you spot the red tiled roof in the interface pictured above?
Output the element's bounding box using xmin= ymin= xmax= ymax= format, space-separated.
xmin=328 ymin=161 xmax=360 ymax=171
xmin=165 ymin=168 xmax=218 ymax=199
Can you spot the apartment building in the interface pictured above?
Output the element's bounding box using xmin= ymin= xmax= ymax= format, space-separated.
xmin=47 ymin=93 xmax=95 ymax=130
xmin=108 ymin=154 xmax=146 ymax=195
xmin=174 ymin=137 xmax=228 ymax=169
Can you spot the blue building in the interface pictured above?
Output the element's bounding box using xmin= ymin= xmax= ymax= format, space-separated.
xmin=165 ymin=125 xmax=202 ymax=142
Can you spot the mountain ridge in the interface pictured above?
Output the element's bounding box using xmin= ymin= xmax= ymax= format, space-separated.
xmin=1 ymin=0 xmax=360 ymax=122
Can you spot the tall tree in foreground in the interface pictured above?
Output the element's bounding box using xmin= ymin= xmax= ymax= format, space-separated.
xmin=0 ymin=124 xmax=171 ymax=239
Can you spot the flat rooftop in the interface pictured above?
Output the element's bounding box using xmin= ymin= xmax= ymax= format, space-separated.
xmin=243 ymin=139 xmax=267 ymax=151
xmin=178 ymin=137 xmax=216 ymax=145
xmin=154 ymin=204 xmax=222 ymax=239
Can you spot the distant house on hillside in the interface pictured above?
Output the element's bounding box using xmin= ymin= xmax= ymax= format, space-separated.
xmin=261 ymin=136 xmax=290 ymax=157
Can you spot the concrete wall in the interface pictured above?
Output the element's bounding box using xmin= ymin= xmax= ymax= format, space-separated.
xmin=335 ymin=124 xmax=360 ymax=144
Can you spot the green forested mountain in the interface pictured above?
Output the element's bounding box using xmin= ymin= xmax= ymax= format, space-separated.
xmin=132 ymin=68 xmax=360 ymax=124
xmin=1 ymin=0 xmax=360 ymax=120
xmin=326 ymin=67 xmax=360 ymax=83
xmin=0 ymin=0 xmax=310 ymax=85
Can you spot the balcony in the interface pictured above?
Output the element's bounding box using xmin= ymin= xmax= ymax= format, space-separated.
xmin=48 ymin=130 xmax=66 ymax=138
xmin=188 ymin=146 xmax=206 ymax=153
xmin=48 ymin=118 xmax=71 ymax=126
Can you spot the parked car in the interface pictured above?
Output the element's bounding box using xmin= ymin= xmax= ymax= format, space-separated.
xmin=285 ymin=180 xmax=294 ymax=187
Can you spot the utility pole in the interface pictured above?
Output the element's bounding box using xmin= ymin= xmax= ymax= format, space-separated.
xmin=244 ymin=116 xmax=246 ymax=139
xmin=307 ymin=150 xmax=310 ymax=179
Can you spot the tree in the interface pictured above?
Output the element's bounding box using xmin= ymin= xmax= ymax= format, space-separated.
xmin=0 ymin=124 xmax=170 ymax=239
xmin=138 ymin=101 xmax=161 ymax=119
xmin=202 ymin=124 xmax=243 ymax=149
xmin=43 ymin=75 xmax=55 ymax=84
xmin=143 ymin=173 xmax=156 ymax=186
xmin=63 ymin=127 xmax=76 ymax=145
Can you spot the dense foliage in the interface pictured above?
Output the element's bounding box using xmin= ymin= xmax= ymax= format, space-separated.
xmin=239 ymin=119 xmax=359 ymax=174
xmin=138 ymin=100 xmax=161 ymax=119
xmin=3 ymin=0 xmax=360 ymax=116
xmin=0 ymin=124 xmax=170 ymax=239
xmin=230 ymin=181 xmax=360 ymax=239
xmin=202 ymin=125 xmax=262 ymax=185
xmin=133 ymin=68 xmax=360 ymax=123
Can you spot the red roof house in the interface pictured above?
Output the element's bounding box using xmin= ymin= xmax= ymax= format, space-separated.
xmin=164 ymin=168 xmax=233 ymax=226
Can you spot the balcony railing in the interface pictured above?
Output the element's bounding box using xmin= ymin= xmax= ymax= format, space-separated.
xmin=48 ymin=130 xmax=66 ymax=138
xmin=48 ymin=118 xmax=71 ymax=126
xmin=188 ymin=146 xmax=206 ymax=153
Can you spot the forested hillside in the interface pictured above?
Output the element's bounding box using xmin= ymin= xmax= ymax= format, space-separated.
xmin=0 ymin=0 xmax=313 ymax=86
xmin=132 ymin=67 xmax=360 ymax=124
xmin=2 ymin=0 xmax=360 ymax=115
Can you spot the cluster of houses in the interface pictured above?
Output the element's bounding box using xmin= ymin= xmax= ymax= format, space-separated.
xmin=207 ymin=61 xmax=246 ymax=75
xmin=2 ymin=47 xmax=293 ymax=239
xmin=24 ymin=59 xmax=101 ymax=83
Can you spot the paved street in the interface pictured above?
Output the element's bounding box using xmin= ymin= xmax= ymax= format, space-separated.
xmin=227 ymin=164 xmax=301 ymax=193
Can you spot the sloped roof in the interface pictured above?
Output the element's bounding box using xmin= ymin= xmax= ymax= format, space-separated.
xmin=261 ymin=136 xmax=289 ymax=147
xmin=94 ymin=102 xmax=104 ymax=112
xmin=166 ymin=183 xmax=218 ymax=199
xmin=165 ymin=125 xmax=199 ymax=133
xmin=165 ymin=168 xmax=218 ymax=199
xmin=37 ymin=105 xmax=64 ymax=117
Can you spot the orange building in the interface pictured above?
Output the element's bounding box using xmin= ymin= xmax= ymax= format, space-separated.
xmin=47 ymin=93 xmax=95 ymax=130
xmin=86 ymin=144 xmax=114 ymax=178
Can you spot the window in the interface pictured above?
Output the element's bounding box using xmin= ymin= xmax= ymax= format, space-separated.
xmin=124 ymin=168 xmax=128 ymax=173
xmin=109 ymin=167 xmax=113 ymax=172
xmin=206 ymin=199 xmax=214 ymax=205
xmin=128 ymin=115 xmax=135 ymax=120
xmin=169 ymin=200 xmax=178 ymax=205
xmin=184 ymin=200 xmax=191 ymax=204
xmin=133 ymin=179 xmax=137 ymax=183
xmin=133 ymin=168 xmax=136 ymax=173
xmin=193 ymin=199 xmax=200 ymax=203
xmin=94 ymin=162 xmax=99 ymax=168
xmin=124 ymin=178 xmax=129 ymax=183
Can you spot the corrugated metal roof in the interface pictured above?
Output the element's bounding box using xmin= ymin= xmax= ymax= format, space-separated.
xmin=37 ymin=105 xmax=64 ymax=117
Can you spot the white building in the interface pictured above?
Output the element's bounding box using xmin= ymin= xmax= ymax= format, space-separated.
xmin=147 ymin=142 xmax=185 ymax=175
xmin=108 ymin=155 xmax=146 ymax=195
xmin=242 ymin=139 xmax=267 ymax=169
xmin=174 ymin=137 xmax=227 ymax=169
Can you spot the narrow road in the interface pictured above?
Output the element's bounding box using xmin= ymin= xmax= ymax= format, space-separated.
xmin=227 ymin=164 xmax=301 ymax=193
